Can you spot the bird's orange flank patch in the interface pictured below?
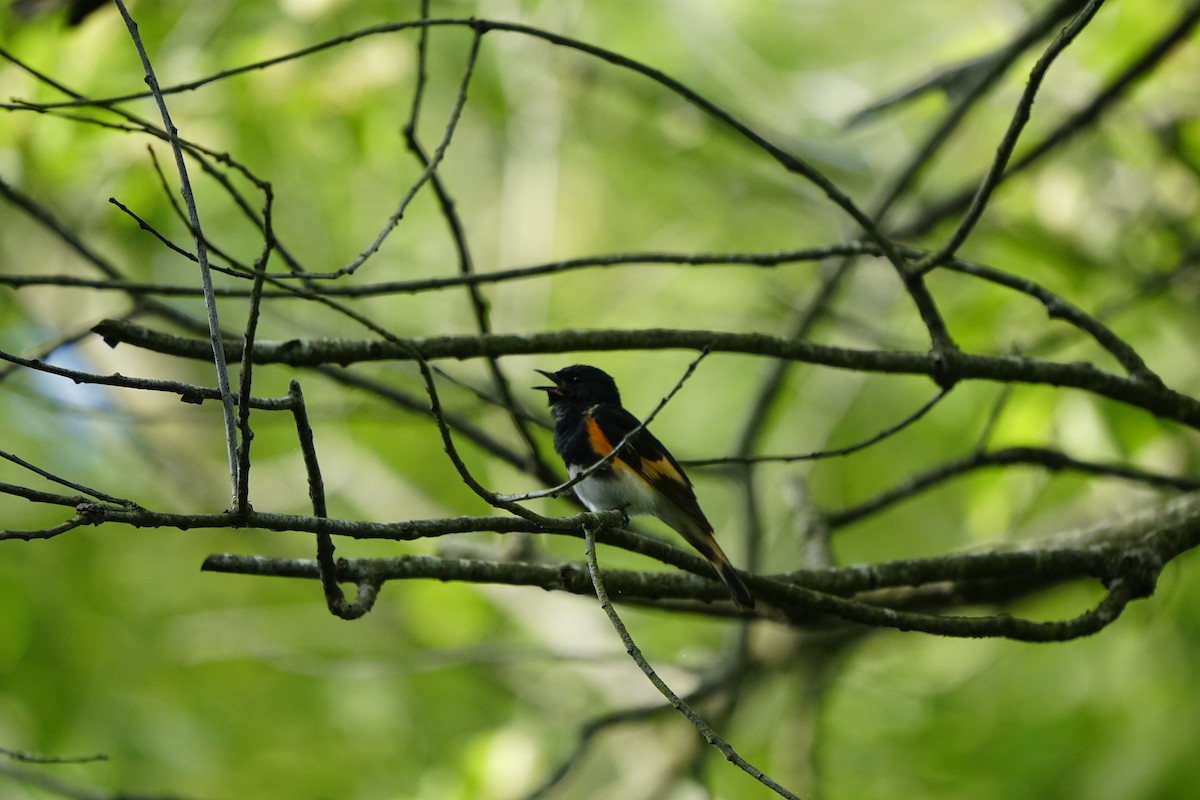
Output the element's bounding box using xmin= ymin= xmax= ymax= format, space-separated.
xmin=584 ymin=412 xmax=642 ymax=478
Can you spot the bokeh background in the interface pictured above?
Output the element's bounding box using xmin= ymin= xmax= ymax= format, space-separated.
xmin=3 ymin=1 xmax=1200 ymax=798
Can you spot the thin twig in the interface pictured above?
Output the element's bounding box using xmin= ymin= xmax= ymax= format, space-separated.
xmin=0 ymin=482 xmax=93 ymax=508
xmin=404 ymin=4 xmax=553 ymax=484
xmin=918 ymin=0 xmax=1109 ymax=269
xmin=938 ymin=257 xmax=1161 ymax=384
xmin=108 ymin=196 xmax=197 ymax=262
xmin=109 ymin=187 xmax=250 ymax=283
xmin=868 ymin=0 xmax=1093 ymax=219
xmin=286 ymin=380 xmax=382 ymax=619
xmin=232 ymin=262 xmax=267 ymax=514
xmin=1 ymin=41 xmax=309 ymax=277
xmin=233 ymin=181 xmax=276 ymax=516
xmin=326 ymin=26 xmax=483 ymax=277
xmin=0 ymin=747 xmax=108 ymax=765
xmin=725 ymin=0 xmax=1102 ymax=529
xmin=582 ymin=526 xmax=802 ymax=800
xmin=895 ymin=1 xmax=1200 ymax=241
xmin=11 ymin=16 xmax=954 ymax=349
xmin=112 ymin=0 xmax=240 ymax=504
xmin=0 ymin=242 xmax=881 ymax=294
xmin=827 ymin=446 xmax=1200 ymax=529
xmin=0 ymin=517 xmax=88 ymax=542
xmin=0 ymin=450 xmax=137 ymax=507
xmin=0 ymin=347 xmax=292 ymax=409
xmin=687 ymin=387 xmax=947 ymax=467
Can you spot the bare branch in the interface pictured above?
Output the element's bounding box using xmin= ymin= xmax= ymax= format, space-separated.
xmin=324 ymin=27 xmax=483 ymax=278
xmin=9 ymin=16 xmax=954 ymax=350
xmin=0 ymin=747 xmax=107 ymax=765
xmin=1 ymin=450 xmax=137 ymax=508
xmin=828 ymin=447 xmax=1200 ymax=529
xmin=404 ymin=6 xmax=552 ymax=484
xmin=195 ymin=489 xmax=1200 ymax=638
xmin=0 ymin=515 xmax=87 ymax=542
xmin=113 ymin=0 xmax=240 ymax=504
xmin=686 ymin=387 xmax=948 ymax=467
xmin=582 ymin=526 xmax=801 ymax=799
xmin=919 ymin=0 xmax=1109 ymax=269
xmin=897 ymin=1 xmax=1200 ymax=241
xmin=285 ymin=380 xmax=381 ymax=620
xmin=0 ymin=347 xmax=292 ymax=409
xmin=232 ymin=187 xmax=275 ymax=516
xmin=89 ymin=320 xmax=1200 ymax=430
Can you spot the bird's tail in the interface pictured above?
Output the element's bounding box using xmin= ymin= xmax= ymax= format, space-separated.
xmin=677 ymin=519 xmax=755 ymax=610
xmin=711 ymin=551 xmax=755 ymax=611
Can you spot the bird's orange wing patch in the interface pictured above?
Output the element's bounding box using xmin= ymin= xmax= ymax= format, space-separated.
xmin=639 ymin=453 xmax=685 ymax=485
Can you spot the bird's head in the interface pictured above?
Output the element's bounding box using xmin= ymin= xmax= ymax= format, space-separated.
xmin=535 ymin=364 xmax=622 ymax=408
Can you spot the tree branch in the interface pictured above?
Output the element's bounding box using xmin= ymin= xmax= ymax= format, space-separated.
xmin=582 ymin=526 xmax=802 ymax=799
xmin=920 ymin=0 xmax=1108 ymax=269
xmin=113 ymin=0 xmax=240 ymax=504
xmin=828 ymin=446 xmax=1200 ymax=528
xmin=90 ymin=320 xmax=1200 ymax=429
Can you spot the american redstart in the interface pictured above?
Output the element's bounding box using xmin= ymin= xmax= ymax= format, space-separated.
xmin=536 ymin=365 xmax=754 ymax=610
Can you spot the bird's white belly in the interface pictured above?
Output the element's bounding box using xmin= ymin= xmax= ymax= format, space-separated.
xmin=569 ymin=464 xmax=657 ymax=517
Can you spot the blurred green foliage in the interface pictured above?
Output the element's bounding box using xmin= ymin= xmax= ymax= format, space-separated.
xmin=2 ymin=1 xmax=1200 ymax=798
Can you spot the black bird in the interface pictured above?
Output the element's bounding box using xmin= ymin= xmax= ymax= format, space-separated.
xmin=536 ymin=365 xmax=754 ymax=610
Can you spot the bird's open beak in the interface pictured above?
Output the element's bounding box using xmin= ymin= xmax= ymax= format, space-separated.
xmin=534 ymin=369 xmax=561 ymax=395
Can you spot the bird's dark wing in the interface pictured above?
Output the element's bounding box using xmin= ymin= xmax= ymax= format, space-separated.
xmin=584 ymin=404 xmax=706 ymax=522
xmin=585 ymin=404 xmax=754 ymax=610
